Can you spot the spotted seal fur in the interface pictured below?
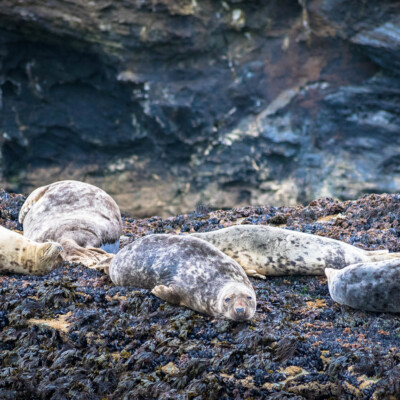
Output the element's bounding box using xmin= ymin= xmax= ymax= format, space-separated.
xmin=0 ymin=226 xmax=62 ymax=275
xmin=19 ymin=180 xmax=122 ymax=267
xmin=325 ymin=259 xmax=400 ymax=312
xmin=192 ymin=225 xmax=400 ymax=278
xmin=109 ymin=234 xmax=256 ymax=320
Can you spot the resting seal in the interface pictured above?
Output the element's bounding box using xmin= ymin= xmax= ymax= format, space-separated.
xmin=109 ymin=234 xmax=256 ymax=321
xmin=0 ymin=226 xmax=62 ymax=275
xmin=19 ymin=180 xmax=122 ymax=267
xmin=192 ymin=225 xmax=400 ymax=278
xmin=325 ymin=260 xmax=400 ymax=313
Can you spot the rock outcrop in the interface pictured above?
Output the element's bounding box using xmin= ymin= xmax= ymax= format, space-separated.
xmin=0 ymin=0 xmax=399 ymax=216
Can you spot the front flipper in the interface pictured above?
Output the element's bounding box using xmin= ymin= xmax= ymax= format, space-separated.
xmin=19 ymin=184 xmax=51 ymax=224
xmin=151 ymin=284 xmax=183 ymax=305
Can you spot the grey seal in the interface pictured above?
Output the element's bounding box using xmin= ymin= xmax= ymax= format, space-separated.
xmin=109 ymin=234 xmax=256 ymax=321
xmin=192 ymin=225 xmax=400 ymax=278
xmin=325 ymin=259 xmax=400 ymax=312
xmin=0 ymin=226 xmax=62 ymax=275
xmin=19 ymin=180 xmax=122 ymax=267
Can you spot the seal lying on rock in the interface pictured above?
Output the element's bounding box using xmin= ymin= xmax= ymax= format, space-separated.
xmin=19 ymin=180 xmax=122 ymax=267
xmin=325 ymin=260 xmax=400 ymax=313
xmin=109 ymin=234 xmax=256 ymax=320
xmin=192 ymin=225 xmax=400 ymax=278
xmin=0 ymin=226 xmax=62 ymax=275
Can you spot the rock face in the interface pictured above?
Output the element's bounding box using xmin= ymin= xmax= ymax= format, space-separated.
xmin=0 ymin=0 xmax=399 ymax=216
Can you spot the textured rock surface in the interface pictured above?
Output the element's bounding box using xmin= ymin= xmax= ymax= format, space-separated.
xmin=0 ymin=1 xmax=400 ymax=216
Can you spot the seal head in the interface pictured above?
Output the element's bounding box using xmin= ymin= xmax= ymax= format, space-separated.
xmin=217 ymin=282 xmax=256 ymax=321
xmin=0 ymin=226 xmax=62 ymax=275
xmin=36 ymin=242 xmax=63 ymax=274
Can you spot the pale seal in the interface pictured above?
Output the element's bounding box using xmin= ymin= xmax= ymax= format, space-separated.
xmin=109 ymin=234 xmax=256 ymax=320
xmin=0 ymin=226 xmax=62 ymax=275
xmin=325 ymin=260 xmax=400 ymax=312
xmin=192 ymin=225 xmax=400 ymax=278
xmin=19 ymin=180 xmax=122 ymax=267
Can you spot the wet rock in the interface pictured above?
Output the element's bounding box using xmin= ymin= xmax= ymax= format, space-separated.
xmin=0 ymin=2 xmax=400 ymax=216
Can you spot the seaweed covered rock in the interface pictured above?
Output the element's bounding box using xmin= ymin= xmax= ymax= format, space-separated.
xmin=1 ymin=191 xmax=400 ymax=399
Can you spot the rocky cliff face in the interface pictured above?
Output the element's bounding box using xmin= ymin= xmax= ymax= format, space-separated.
xmin=0 ymin=0 xmax=399 ymax=216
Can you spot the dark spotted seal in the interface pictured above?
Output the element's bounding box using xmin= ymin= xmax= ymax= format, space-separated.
xmin=19 ymin=180 xmax=122 ymax=267
xmin=109 ymin=234 xmax=256 ymax=320
xmin=0 ymin=226 xmax=62 ymax=275
xmin=325 ymin=260 xmax=400 ymax=312
xmin=192 ymin=225 xmax=400 ymax=278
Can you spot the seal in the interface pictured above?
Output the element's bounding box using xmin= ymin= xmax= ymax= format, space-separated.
xmin=192 ymin=225 xmax=400 ymax=278
xmin=325 ymin=260 xmax=400 ymax=313
xmin=109 ymin=234 xmax=256 ymax=320
xmin=0 ymin=226 xmax=62 ymax=275
xmin=19 ymin=180 xmax=123 ymax=267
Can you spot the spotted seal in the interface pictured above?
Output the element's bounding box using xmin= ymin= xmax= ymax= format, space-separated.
xmin=0 ymin=226 xmax=62 ymax=275
xmin=109 ymin=234 xmax=256 ymax=320
xmin=192 ymin=225 xmax=400 ymax=278
xmin=325 ymin=259 xmax=400 ymax=312
xmin=19 ymin=180 xmax=122 ymax=267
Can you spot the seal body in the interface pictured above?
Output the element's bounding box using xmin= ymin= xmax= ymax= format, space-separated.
xmin=109 ymin=234 xmax=256 ymax=320
xmin=0 ymin=226 xmax=62 ymax=275
xmin=325 ymin=260 xmax=400 ymax=312
xmin=19 ymin=180 xmax=122 ymax=267
xmin=192 ymin=225 xmax=400 ymax=278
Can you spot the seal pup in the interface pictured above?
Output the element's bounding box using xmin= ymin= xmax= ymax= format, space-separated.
xmin=192 ymin=225 xmax=400 ymax=278
xmin=109 ymin=234 xmax=256 ymax=321
xmin=325 ymin=260 xmax=400 ymax=312
xmin=0 ymin=226 xmax=62 ymax=275
xmin=19 ymin=180 xmax=122 ymax=267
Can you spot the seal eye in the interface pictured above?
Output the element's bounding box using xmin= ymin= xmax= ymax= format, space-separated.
xmin=225 ymin=298 xmax=231 ymax=303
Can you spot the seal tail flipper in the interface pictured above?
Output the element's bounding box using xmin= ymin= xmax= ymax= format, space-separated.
xmin=88 ymin=255 xmax=115 ymax=275
xmin=61 ymin=239 xmax=116 ymax=268
xmin=19 ymin=184 xmax=52 ymax=224
xmin=366 ymin=251 xmax=400 ymax=262
xmin=367 ymin=249 xmax=389 ymax=255
xmin=69 ymin=247 xmax=115 ymax=268
xmin=151 ymin=284 xmax=183 ymax=305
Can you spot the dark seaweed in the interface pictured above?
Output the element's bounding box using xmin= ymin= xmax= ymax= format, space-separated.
xmin=1 ymin=193 xmax=400 ymax=399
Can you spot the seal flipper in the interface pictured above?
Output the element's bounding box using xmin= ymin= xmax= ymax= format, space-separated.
xmin=19 ymin=184 xmax=51 ymax=224
xmin=151 ymin=284 xmax=183 ymax=305
xmin=61 ymin=239 xmax=115 ymax=268
xmin=89 ymin=255 xmax=115 ymax=275
xmin=246 ymin=269 xmax=266 ymax=279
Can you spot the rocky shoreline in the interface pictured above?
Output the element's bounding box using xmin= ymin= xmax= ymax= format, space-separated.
xmin=1 ymin=191 xmax=400 ymax=399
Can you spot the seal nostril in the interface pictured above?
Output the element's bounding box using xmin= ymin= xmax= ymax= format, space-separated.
xmin=236 ymin=307 xmax=244 ymax=313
